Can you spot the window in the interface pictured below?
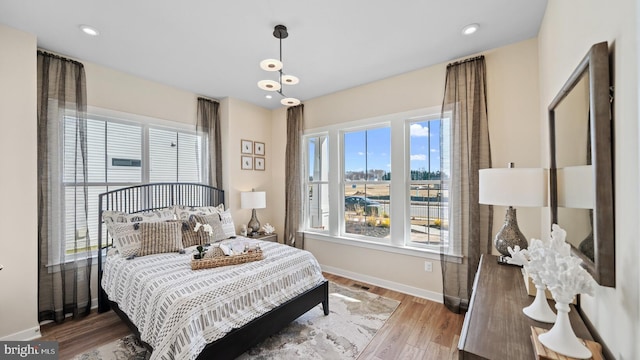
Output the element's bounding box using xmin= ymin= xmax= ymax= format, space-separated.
xmin=302 ymin=107 xmax=452 ymax=254
xmin=408 ymin=118 xmax=450 ymax=248
xmin=61 ymin=111 xmax=205 ymax=257
xmin=343 ymin=127 xmax=390 ymax=238
xmin=304 ymin=134 xmax=329 ymax=232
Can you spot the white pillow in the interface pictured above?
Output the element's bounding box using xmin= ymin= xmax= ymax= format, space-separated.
xmin=219 ymin=210 xmax=236 ymax=238
xmin=173 ymin=204 xmax=225 ymax=221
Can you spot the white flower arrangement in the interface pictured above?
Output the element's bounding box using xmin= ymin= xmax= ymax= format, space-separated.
xmin=194 ymin=222 xmax=213 ymax=237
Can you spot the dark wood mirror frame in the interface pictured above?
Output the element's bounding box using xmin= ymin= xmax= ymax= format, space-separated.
xmin=548 ymin=41 xmax=615 ymax=287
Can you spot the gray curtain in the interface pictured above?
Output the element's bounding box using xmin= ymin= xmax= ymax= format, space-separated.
xmin=37 ymin=51 xmax=91 ymax=322
xmin=439 ymin=56 xmax=492 ymax=313
xmin=284 ymin=104 xmax=304 ymax=248
xmin=196 ymin=97 xmax=222 ymax=188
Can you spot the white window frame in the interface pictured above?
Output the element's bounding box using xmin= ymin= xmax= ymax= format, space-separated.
xmin=52 ymin=107 xmax=205 ymax=266
xmin=303 ymin=132 xmax=330 ymax=233
xmin=301 ymin=106 xmax=460 ymax=260
xmin=340 ymin=123 xmax=391 ymax=241
xmin=405 ymin=114 xmax=450 ymax=253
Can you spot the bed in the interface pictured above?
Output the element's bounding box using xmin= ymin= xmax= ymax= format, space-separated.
xmin=97 ymin=183 xmax=329 ymax=360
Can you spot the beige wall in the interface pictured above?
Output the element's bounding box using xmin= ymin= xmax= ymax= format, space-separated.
xmin=272 ymin=38 xmax=542 ymax=297
xmin=0 ymin=25 xmax=39 ymax=340
xmin=538 ymin=0 xmax=639 ymax=358
xmin=220 ymin=97 xmax=275 ymax=234
xmin=85 ymin=63 xmax=197 ymax=125
xmin=270 ymin=107 xmax=288 ymax=241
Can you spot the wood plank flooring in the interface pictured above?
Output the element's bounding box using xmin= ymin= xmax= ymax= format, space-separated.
xmin=40 ymin=273 xmax=464 ymax=360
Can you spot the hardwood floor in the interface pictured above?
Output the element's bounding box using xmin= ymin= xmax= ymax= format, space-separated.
xmin=40 ymin=273 xmax=464 ymax=360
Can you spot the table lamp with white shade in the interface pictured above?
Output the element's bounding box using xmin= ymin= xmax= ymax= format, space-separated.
xmin=241 ymin=190 xmax=266 ymax=236
xmin=479 ymin=163 xmax=548 ymax=257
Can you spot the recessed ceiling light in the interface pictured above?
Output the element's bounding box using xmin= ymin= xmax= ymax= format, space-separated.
xmin=79 ymin=25 xmax=100 ymax=36
xmin=462 ymin=23 xmax=479 ymax=36
xmin=265 ymin=95 xmax=272 ymax=99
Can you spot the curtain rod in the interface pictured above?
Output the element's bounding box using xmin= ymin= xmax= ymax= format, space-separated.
xmin=37 ymin=50 xmax=83 ymax=66
xmin=447 ymin=55 xmax=484 ymax=68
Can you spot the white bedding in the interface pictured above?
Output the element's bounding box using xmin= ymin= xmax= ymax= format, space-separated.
xmin=101 ymin=239 xmax=325 ymax=360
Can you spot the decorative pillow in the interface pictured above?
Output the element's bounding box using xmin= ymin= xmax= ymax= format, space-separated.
xmin=107 ymin=222 xmax=141 ymax=258
xmin=138 ymin=221 xmax=183 ymax=256
xmin=192 ymin=214 xmax=228 ymax=243
xmin=174 ymin=204 xmax=225 ymax=221
xmin=219 ymin=210 xmax=236 ymax=238
xmin=179 ymin=218 xmax=207 ymax=248
xmin=103 ymin=208 xmax=175 ymax=225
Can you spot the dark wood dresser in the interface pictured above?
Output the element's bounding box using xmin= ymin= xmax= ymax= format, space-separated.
xmin=458 ymin=254 xmax=595 ymax=359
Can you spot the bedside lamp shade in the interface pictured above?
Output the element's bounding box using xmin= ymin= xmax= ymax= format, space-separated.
xmin=241 ymin=191 xmax=266 ymax=210
xmin=479 ymin=164 xmax=547 ymax=256
xmin=241 ymin=191 xmax=266 ymax=236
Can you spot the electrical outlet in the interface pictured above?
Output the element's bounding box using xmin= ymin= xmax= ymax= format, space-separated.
xmin=424 ymin=261 xmax=432 ymax=272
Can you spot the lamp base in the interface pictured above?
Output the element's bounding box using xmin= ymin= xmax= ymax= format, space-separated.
xmin=247 ymin=208 xmax=261 ymax=235
xmin=494 ymin=207 xmax=528 ymax=256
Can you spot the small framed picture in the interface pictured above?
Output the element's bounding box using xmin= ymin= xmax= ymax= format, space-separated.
xmin=254 ymin=157 xmax=265 ymax=171
xmin=241 ymin=156 xmax=253 ymax=170
xmin=254 ymin=141 xmax=265 ymax=156
xmin=241 ymin=140 xmax=253 ymax=154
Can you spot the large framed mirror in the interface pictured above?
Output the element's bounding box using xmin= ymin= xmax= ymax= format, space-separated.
xmin=548 ymin=41 xmax=614 ymax=287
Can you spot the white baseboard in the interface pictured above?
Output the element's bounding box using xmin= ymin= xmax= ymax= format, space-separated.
xmin=0 ymin=326 xmax=41 ymax=341
xmin=2 ymin=298 xmax=99 ymax=342
xmin=321 ymin=265 xmax=443 ymax=304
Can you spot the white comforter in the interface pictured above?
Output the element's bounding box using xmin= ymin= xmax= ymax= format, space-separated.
xmin=101 ymin=239 xmax=325 ymax=360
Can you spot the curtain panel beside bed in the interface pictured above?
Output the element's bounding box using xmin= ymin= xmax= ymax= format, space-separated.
xmin=439 ymin=56 xmax=493 ymax=313
xmin=37 ymin=51 xmax=92 ymax=322
xmin=285 ymin=104 xmax=304 ymax=249
xmin=196 ymin=98 xmax=222 ymax=188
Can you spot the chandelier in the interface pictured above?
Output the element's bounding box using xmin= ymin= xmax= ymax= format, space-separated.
xmin=257 ymin=25 xmax=300 ymax=106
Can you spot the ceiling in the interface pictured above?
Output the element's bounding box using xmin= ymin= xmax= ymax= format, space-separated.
xmin=0 ymin=0 xmax=547 ymax=110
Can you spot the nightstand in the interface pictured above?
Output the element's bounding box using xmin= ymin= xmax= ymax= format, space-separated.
xmin=248 ymin=233 xmax=277 ymax=243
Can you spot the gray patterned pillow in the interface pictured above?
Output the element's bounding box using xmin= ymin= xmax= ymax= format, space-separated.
xmin=180 ymin=218 xmax=207 ymax=248
xmin=138 ymin=221 xmax=183 ymax=256
xmin=107 ymin=222 xmax=141 ymax=258
xmin=174 ymin=204 xmax=225 ymax=221
xmin=103 ymin=208 xmax=175 ymax=225
xmin=192 ymin=214 xmax=228 ymax=243
xmin=219 ymin=210 xmax=236 ymax=238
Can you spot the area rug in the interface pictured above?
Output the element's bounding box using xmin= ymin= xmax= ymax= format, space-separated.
xmin=73 ymin=282 xmax=400 ymax=360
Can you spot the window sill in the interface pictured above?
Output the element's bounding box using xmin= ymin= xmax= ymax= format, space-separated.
xmin=303 ymin=231 xmax=462 ymax=264
xmin=46 ymin=253 xmax=98 ymax=273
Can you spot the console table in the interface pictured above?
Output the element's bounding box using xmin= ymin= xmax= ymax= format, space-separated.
xmin=458 ymin=254 xmax=595 ymax=359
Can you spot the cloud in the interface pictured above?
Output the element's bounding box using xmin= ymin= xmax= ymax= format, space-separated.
xmin=357 ymin=152 xmax=365 ymax=156
xmin=430 ymin=149 xmax=438 ymax=153
xmin=411 ymin=154 xmax=427 ymax=161
xmin=410 ymin=124 xmax=429 ymax=137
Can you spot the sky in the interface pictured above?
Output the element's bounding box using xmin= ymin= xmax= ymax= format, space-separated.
xmin=343 ymin=120 xmax=442 ymax=174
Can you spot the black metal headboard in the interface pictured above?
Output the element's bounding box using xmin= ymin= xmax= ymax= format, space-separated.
xmin=97 ymin=182 xmax=225 ymax=312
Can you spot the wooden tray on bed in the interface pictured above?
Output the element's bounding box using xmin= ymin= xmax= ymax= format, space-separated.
xmin=191 ymin=251 xmax=264 ymax=270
